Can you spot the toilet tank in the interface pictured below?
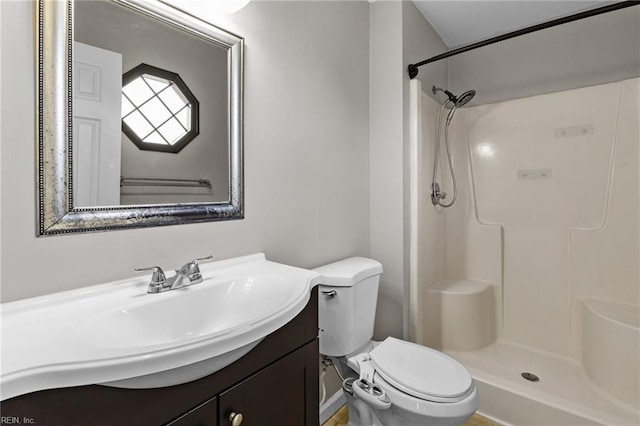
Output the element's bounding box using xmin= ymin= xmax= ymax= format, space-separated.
xmin=314 ymin=257 xmax=383 ymax=357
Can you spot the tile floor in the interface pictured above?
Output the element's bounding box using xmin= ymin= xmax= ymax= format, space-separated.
xmin=322 ymin=405 xmax=502 ymax=426
xmin=322 ymin=405 xmax=349 ymax=426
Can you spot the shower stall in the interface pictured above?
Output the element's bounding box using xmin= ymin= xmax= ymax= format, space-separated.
xmin=407 ymin=5 xmax=639 ymax=425
xmin=410 ymin=77 xmax=639 ymax=425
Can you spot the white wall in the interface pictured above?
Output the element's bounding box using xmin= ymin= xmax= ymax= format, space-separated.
xmin=402 ymin=1 xmax=448 ymax=98
xmin=449 ymin=6 xmax=640 ymax=106
xmin=369 ymin=0 xmax=448 ymax=341
xmin=0 ymin=1 xmax=3 ymax=297
xmin=0 ymin=0 xmax=370 ymax=301
xmin=401 ymin=1 xmax=448 ymax=338
xmin=369 ymin=0 xmax=405 ymax=341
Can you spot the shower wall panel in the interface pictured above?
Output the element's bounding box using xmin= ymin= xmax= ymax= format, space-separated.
xmin=410 ymin=88 xmax=447 ymax=344
xmin=569 ymin=78 xmax=640 ymax=361
xmin=444 ymin=118 xmax=502 ymax=287
xmin=460 ymin=80 xmax=636 ymax=357
xmin=411 ymin=82 xmax=502 ymax=347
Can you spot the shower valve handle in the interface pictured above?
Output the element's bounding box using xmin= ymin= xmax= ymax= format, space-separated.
xmin=431 ymin=182 xmax=447 ymax=205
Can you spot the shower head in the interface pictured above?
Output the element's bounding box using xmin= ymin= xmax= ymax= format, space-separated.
xmin=432 ymin=88 xmax=476 ymax=125
xmin=454 ymin=90 xmax=476 ymax=107
xmin=432 ymin=86 xmax=476 ymax=108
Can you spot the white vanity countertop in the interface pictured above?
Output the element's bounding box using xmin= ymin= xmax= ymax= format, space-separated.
xmin=0 ymin=253 xmax=320 ymax=400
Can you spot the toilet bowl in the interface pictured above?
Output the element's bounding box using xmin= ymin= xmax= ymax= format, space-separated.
xmin=344 ymin=338 xmax=478 ymax=426
xmin=315 ymin=258 xmax=478 ymax=426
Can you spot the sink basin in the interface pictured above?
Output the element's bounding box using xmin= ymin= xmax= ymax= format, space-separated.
xmin=81 ymin=274 xmax=301 ymax=349
xmin=0 ymin=253 xmax=320 ymax=400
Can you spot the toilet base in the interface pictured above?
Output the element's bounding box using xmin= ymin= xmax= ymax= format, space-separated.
xmin=341 ymin=389 xmax=476 ymax=426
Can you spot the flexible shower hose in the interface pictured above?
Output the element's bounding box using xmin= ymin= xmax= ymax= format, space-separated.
xmin=432 ymin=101 xmax=458 ymax=208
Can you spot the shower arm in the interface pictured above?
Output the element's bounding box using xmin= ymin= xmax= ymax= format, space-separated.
xmin=433 ymin=86 xmax=457 ymax=104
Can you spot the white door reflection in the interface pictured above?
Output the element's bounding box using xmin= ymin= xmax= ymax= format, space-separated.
xmin=72 ymin=41 xmax=122 ymax=207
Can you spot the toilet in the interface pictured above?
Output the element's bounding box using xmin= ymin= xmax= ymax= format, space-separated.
xmin=315 ymin=257 xmax=479 ymax=426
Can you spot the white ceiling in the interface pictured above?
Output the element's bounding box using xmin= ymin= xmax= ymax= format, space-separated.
xmin=412 ymin=1 xmax=617 ymax=48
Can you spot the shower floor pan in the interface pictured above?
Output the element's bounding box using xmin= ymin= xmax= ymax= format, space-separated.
xmin=446 ymin=341 xmax=639 ymax=425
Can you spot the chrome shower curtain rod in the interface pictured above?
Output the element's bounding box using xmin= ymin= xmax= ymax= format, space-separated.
xmin=408 ymin=0 xmax=640 ymax=79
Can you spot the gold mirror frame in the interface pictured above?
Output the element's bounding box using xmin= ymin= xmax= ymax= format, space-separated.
xmin=37 ymin=0 xmax=244 ymax=235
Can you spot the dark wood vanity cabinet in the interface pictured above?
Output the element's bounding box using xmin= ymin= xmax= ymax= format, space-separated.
xmin=168 ymin=396 xmax=218 ymax=426
xmin=168 ymin=346 xmax=312 ymax=426
xmin=1 ymin=289 xmax=319 ymax=426
xmin=218 ymin=345 xmax=310 ymax=426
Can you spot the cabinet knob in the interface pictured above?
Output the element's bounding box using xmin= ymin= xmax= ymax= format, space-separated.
xmin=228 ymin=412 xmax=243 ymax=426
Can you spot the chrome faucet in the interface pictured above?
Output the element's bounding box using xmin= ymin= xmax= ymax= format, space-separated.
xmin=136 ymin=255 xmax=213 ymax=294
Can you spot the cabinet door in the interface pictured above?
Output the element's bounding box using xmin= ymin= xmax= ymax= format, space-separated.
xmin=218 ymin=347 xmax=308 ymax=426
xmin=168 ymin=396 xmax=218 ymax=426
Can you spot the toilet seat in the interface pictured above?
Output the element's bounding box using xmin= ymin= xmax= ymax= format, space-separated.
xmin=369 ymin=337 xmax=474 ymax=403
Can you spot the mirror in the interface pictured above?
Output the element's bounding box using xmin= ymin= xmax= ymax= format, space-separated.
xmin=37 ymin=0 xmax=243 ymax=235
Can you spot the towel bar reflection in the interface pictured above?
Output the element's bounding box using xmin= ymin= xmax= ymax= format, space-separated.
xmin=120 ymin=177 xmax=213 ymax=189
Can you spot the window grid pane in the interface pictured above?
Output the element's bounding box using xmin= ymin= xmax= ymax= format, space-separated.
xmin=139 ymin=97 xmax=172 ymax=128
xmin=158 ymin=118 xmax=187 ymax=144
xmin=123 ymin=110 xmax=154 ymax=140
xmin=122 ymin=74 xmax=193 ymax=146
xmin=122 ymin=77 xmax=154 ymax=106
xmin=143 ymin=131 xmax=169 ymax=145
xmin=142 ymin=75 xmax=170 ymax=93
xmin=158 ymin=86 xmax=188 ymax=114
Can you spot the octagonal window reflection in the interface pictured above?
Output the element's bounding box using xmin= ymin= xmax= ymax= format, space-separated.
xmin=121 ymin=64 xmax=199 ymax=153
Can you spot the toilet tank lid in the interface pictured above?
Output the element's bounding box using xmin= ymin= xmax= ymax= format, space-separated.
xmin=313 ymin=257 xmax=383 ymax=287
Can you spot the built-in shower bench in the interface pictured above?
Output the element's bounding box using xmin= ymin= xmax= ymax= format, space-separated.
xmin=425 ymin=278 xmax=497 ymax=351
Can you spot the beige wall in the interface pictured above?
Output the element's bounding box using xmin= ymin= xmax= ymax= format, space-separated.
xmin=0 ymin=0 xmax=370 ymax=301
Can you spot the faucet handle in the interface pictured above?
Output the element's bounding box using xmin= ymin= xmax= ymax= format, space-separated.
xmin=193 ymin=255 xmax=214 ymax=265
xmin=135 ymin=266 xmax=167 ymax=293
xmin=135 ymin=266 xmax=166 ymax=282
xmin=178 ymin=255 xmax=213 ymax=284
xmin=183 ymin=255 xmax=213 ymax=273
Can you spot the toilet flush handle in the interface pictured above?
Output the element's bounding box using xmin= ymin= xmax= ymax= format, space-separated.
xmin=321 ymin=290 xmax=337 ymax=297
